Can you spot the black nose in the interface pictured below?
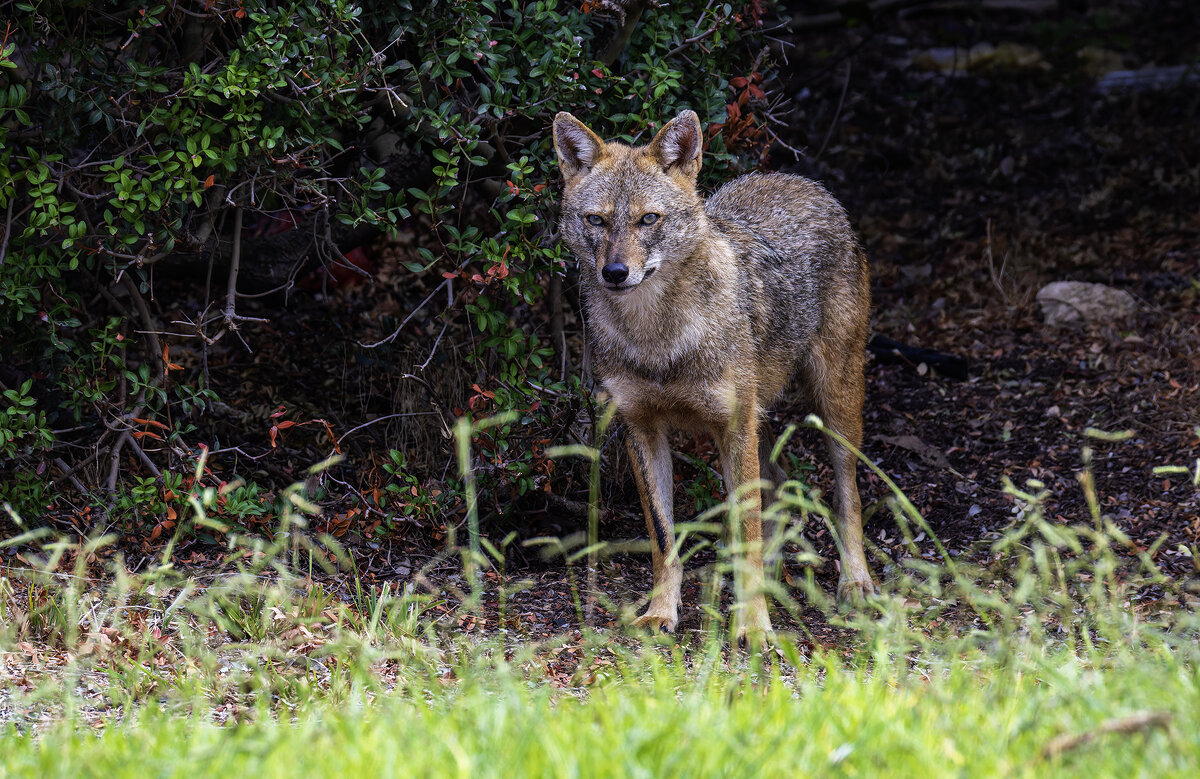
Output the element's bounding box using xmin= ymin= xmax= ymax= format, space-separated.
xmin=601 ymin=263 xmax=629 ymax=284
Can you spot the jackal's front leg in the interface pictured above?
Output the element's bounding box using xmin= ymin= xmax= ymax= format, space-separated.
xmin=626 ymin=426 xmax=682 ymax=633
xmin=719 ymin=420 xmax=774 ymax=646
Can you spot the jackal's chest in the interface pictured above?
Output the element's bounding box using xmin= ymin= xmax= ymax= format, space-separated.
xmin=599 ymin=370 xmax=739 ymax=434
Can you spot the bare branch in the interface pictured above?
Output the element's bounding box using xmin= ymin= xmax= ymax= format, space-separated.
xmin=549 ymin=271 xmax=567 ymax=382
xmin=816 ymin=62 xmax=852 ymax=161
xmin=600 ymin=0 xmax=652 ymax=68
xmin=1042 ymin=711 xmax=1172 ymax=758
xmin=224 ymin=206 xmax=244 ymax=325
xmin=0 ymin=198 xmax=13 ymax=267
xmin=121 ymin=273 xmax=164 ymax=377
xmin=360 ymin=276 xmax=456 ymax=348
xmin=106 ymin=433 xmax=129 ymax=493
xmin=665 ymin=23 xmax=719 ymax=59
xmin=336 ymin=411 xmax=438 ymax=447
xmin=416 ymin=318 xmax=451 ymax=371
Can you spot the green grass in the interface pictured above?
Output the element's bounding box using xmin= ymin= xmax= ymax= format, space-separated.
xmin=3 ymin=644 xmax=1197 ymax=778
xmin=2 ymin=428 xmax=1198 ymax=777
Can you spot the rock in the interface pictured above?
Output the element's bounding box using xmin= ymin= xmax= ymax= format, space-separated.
xmin=910 ymin=42 xmax=1048 ymax=75
xmin=1096 ymin=64 xmax=1200 ymax=93
xmin=1036 ymin=281 xmax=1137 ymax=327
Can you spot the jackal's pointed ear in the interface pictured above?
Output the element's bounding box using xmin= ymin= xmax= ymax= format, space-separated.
xmin=648 ymin=110 xmax=703 ymax=179
xmin=553 ymin=112 xmax=606 ymax=183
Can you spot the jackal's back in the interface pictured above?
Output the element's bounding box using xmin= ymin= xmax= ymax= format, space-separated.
xmin=705 ymin=172 xmax=870 ymax=375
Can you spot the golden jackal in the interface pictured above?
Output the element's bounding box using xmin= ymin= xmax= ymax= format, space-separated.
xmin=553 ymin=109 xmax=874 ymax=642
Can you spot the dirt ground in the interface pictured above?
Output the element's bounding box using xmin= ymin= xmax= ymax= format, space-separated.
xmin=787 ymin=0 xmax=1200 ymax=580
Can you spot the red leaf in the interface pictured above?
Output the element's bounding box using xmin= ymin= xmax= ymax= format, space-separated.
xmin=203 ymin=174 xmax=215 ymax=189
xmin=161 ymin=344 xmax=183 ymax=373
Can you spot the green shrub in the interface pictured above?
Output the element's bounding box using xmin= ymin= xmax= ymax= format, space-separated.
xmin=0 ymin=0 xmax=774 ymax=535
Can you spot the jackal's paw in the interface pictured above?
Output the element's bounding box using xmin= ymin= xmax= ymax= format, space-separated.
xmin=633 ymin=605 xmax=679 ymax=635
xmin=836 ymin=573 xmax=879 ymax=607
xmin=734 ymin=601 xmax=775 ymax=649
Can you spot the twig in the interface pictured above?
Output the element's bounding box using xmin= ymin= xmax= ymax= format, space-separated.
xmin=360 ymin=276 xmax=455 ymax=348
xmin=815 ymin=61 xmax=852 ymax=161
xmin=106 ymin=433 xmax=129 ymax=493
xmin=1042 ymin=711 xmax=1172 ymax=759
xmin=121 ymin=273 xmax=163 ymax=377
xmin=190 ymin=186 xmax=224 ymax=250
xmin=203 ymin=445 xmax=270 ymax=460
xmin=549 ymin=271 xmax=567 ymax=382
xmin=0 ymin=198 xmax=12 ymax=266
xmin=213 ymin=206 xmax=268 ymax=351
xmin=125 ymin=432 xmax=163 ymax=477
xmin=336 ymin=411 xmax=437 ymax=447
xmin=672 ymin=449 xmax=722 ymax=483
xmin=49 ymin=438 xmax=113 ymax=491
xmin=103 ymin=246 xmax=170 ymax=275
xmin=234 ymin=279 xmax=296 ymax=299
xmin=224 ymin=207 xmax=244 ymax=324
xmin=665 ymin=23 xmax=720 ymax=59
xmin=323 ymin=471 xmax=413 ymax=522
xmin=53 ymin=457 xmax=90 ymax=495
xmin=416 ymin=318 xmax=451 ymax=371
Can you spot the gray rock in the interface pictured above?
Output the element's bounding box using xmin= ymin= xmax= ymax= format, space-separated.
xmin=1096 ymin=64 xmax=1200 ymax=93
xmin=1036 ymin=281 xmax=1137 ymax=327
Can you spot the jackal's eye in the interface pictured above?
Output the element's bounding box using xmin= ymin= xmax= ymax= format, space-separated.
xmin=585 ymin=214 xmax=605 ymax=227
xmin=639 ymin=213 xmax=659 ymax=226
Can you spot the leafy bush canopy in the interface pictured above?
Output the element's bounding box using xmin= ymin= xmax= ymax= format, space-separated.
xmin=0 ymin=1 xmax=773 ymax=533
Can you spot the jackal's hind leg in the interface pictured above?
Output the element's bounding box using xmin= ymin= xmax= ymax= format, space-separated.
xmin=758 ymin=424 xmax=791 ymax=580
xmin=809 ymin=356 xmax=877 ymax=604
xmin=626 ymin=427 xmax=682 ymax=633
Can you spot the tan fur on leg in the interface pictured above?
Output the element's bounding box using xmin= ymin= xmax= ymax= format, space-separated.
xmin=717 ymin=405 xmax=774 ymax=645
xmin=626 ymin=427 xmax=682 ymax=632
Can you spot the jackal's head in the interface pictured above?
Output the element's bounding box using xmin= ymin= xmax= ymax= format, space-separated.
xmin=553 ymin=110 xmax=706 ymax=295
